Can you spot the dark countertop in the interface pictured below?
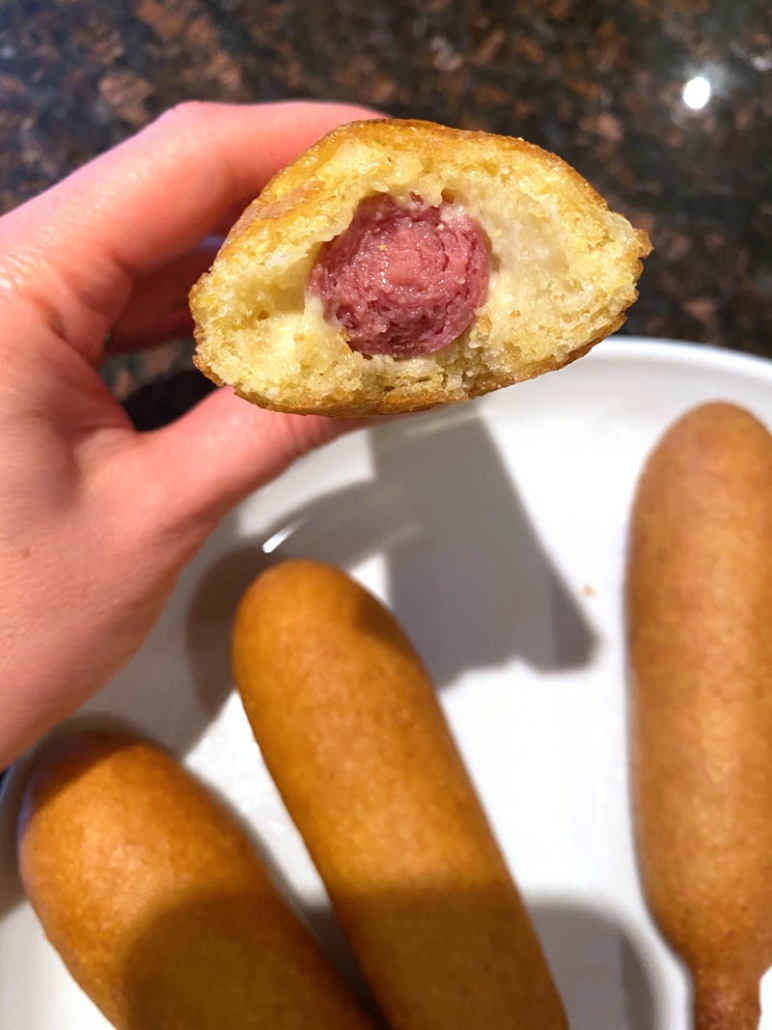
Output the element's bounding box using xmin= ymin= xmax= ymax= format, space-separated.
xmin=2 ymin=0 xmax=771 ymax=421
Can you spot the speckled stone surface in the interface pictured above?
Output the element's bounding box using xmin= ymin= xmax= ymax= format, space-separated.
xmin=1 ymin=0 xmax=770 ymax=423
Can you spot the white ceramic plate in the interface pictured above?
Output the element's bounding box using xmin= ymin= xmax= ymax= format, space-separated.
xmin=3 ymin=337 xmax=772 ymax=1030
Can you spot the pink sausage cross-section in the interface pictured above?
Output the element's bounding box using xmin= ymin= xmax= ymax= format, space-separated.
xmin=309 ymin=193 xmax=489 ymax=359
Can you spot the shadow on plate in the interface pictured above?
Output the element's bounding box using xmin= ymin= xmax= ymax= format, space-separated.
xmin=188 ymin=409 xmax=599 ymax=708
xmin=184 ymin=544 xmax=269 ymax=731
xmin=531 ymin=897 xmax=662 ymax=1030
xmin=36 ymin=408 xmax=596 ymax=770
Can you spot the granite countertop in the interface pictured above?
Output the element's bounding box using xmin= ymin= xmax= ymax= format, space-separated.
xmin=1 ymin=0 xmax=771 ymax=425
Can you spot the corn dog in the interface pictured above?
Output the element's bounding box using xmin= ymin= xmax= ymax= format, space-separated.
xmin=191 ymin=119 xmax=649 ymax=416
xmin=628 ymin=402 xmax=772 ymax=1030
xmin=17 ymin=730 xmax=377 ymax=1030
xmin=232 ymin=560 xmax=566 ymax=1030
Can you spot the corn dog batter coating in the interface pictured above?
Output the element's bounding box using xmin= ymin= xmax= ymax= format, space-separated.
xmin=233 ymin=561 xmax=567 ymax=1030
xmin=17 ymin=731 xmax=377 ymax=1030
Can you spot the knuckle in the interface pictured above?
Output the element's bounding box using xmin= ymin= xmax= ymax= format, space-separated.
xmin=155 ymin=100 xmax=214 ymax=134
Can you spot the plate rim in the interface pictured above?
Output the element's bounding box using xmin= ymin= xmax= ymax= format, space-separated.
xmin=589 ymin=336 xmax=772 ymax=380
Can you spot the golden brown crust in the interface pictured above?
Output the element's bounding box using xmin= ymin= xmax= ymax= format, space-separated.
xmin=18 ymin=730 xmax=374 ymax=1030
xmin=193 ymin=331 xmax=605 ymax=417
xmin=628 ymin=403 xmax=772 ymax=1030
xmin=232 ymin=560 xmax=567 ymax=1029
xmin=191 ymin=118 xmax=650 ymax=417
xmin=221 ymin=119 xmax=621 ymax=230
xmin=219 ymin=113 xmax=645 ymax=241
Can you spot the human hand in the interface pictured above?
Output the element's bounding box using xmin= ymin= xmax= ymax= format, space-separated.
xmin=0 ymin=101 xmax=378 ymax=768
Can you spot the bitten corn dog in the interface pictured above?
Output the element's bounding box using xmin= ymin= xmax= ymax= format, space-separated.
xmin=192 ymin=119 xmax=650 ymax=416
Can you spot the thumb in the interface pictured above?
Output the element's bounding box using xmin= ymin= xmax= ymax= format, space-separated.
xmin=138 ymin=385 xmax=364 ymax=523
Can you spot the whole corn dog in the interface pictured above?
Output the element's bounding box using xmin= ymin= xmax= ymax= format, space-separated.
xmin=232 ymin=560 xmax=566 ymax=1030
xmin=17 ymin=730 xmax=377 ymax=1030
xmin=628 ymin=402 xmax=772 ymax=1030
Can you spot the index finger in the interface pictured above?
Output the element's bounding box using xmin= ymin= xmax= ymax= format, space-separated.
xmin=1 ymin=101 xmax=381 ymax=353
